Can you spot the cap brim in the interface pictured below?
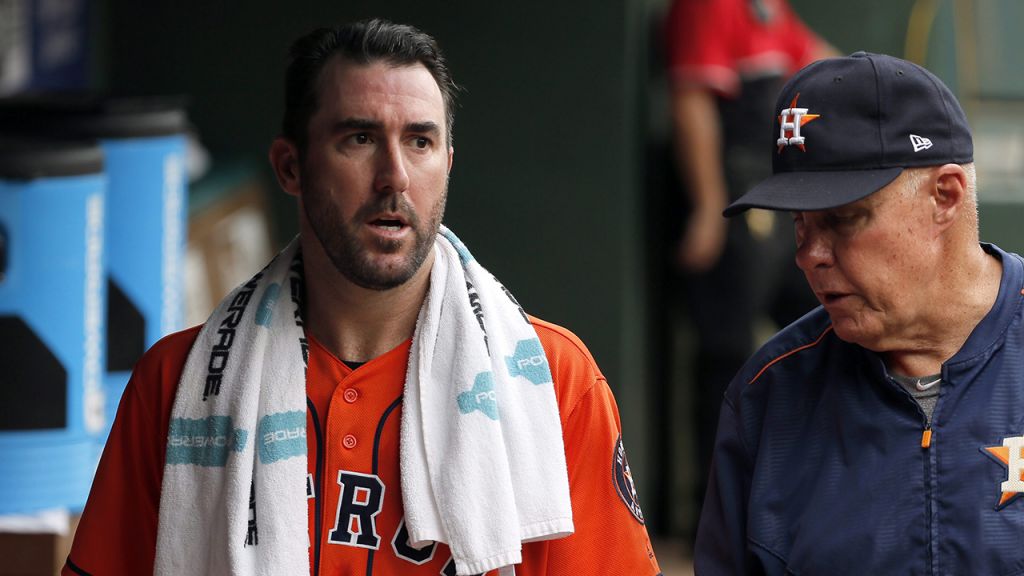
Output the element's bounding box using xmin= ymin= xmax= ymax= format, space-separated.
xmin=723 ymin=167 xmax=904 ymax=217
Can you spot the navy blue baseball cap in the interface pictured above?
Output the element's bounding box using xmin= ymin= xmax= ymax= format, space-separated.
xmin=724 ymin=51 xmax=973 ymax=217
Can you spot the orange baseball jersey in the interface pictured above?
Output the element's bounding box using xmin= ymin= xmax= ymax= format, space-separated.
xmin=63 ymin=316 xmax=662 ymax=575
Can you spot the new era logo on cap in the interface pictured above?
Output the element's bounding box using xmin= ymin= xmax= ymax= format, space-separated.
xmin=910 ymin=134 xmax=933 ymax=152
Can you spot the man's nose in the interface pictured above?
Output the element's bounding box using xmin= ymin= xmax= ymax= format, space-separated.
xmin=373 ymin=142 xmax=410 ymax=194
xmin=795 ymin=227 xmax=834 ymax=271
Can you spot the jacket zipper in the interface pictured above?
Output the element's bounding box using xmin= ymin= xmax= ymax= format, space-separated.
xmin=923 ymin=422 xmax=937 ymax=575
xmin=919 ymin=380 xmax=943 ymax=576
xmin=892 ymin=374 xmax=939 ymax=575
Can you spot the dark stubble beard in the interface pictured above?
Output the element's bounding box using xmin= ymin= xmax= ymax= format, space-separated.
xmin=303 ymin=182 xmax=447 ymax=291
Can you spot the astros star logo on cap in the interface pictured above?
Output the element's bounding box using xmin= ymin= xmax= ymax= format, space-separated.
xmin=981 ymin=433 xmax=1024 ymax=510
xmin=777 ymin=93 xmax=820 ymax=153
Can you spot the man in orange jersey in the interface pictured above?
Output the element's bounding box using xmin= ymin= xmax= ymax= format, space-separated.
xmin=63 ymin=19 xmax=662 ymax=576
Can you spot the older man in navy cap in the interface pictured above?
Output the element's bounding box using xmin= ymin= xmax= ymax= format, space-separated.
xmin=695 ymin=52 xmax=1024 ymax=575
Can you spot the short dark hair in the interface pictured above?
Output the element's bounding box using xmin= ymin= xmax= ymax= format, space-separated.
xmin=281 ymin=19 xmax=458 ymax=153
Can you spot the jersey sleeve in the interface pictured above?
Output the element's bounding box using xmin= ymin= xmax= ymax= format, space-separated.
xmin=62 ymin=327 xmax=199 ymax=576
xmin=524 ymin=319 xmax=661 ymax=576
xmin=693 ymin=394 xmax=756 ymax=574
xmin=537 ymin=380 xmax=661 ymax=575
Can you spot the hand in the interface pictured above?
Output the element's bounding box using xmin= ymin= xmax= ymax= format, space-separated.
xmin=677 ymin=205 xmax=727 ymax=273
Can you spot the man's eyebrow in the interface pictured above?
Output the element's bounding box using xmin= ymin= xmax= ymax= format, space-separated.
xmin=328 ymin=119 xmax=440 ymax=136
xmin=407 ymin=121 xmax=441 ymax=135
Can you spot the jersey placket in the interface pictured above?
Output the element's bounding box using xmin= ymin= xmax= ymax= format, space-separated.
xmin=323 ymin=366 xmax=376 ymax=567
xmin=319 ymin=341 xmax=415 ymax=576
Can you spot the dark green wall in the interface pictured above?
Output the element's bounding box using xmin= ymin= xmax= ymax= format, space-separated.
xmin=789 ymin=0 xmax=915 ymax=56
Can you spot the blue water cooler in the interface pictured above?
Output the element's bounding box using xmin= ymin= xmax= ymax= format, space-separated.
xmin=0 ymin=137 xmax=106 ymax=514
xmin=0 ymin=95 xmax=189 ymax=449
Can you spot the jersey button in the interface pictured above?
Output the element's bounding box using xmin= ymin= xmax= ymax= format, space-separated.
xmin=342 ymin=434 xmax=357 ymax=449
xmin=343 ymin=388 xmax=359 ymax=403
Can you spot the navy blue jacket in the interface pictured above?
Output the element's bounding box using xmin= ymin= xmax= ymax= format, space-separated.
xmin=695 ymin=244 xmax=1024 ymax=575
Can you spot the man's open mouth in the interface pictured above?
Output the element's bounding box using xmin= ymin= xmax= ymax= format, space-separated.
xmin=371 ymin=218 xmax=404 ymax=231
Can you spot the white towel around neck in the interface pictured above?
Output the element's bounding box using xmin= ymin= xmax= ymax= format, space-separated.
xmin=400 ymin=227 xmax=573 ymax=575
xmin=155 ymin=228 xmax=572 ymax=576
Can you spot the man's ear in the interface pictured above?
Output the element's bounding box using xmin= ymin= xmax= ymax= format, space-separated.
xmin=447 ymin=146 xmax=454 ymax=175
xmin=269 ymin=137 xmax=302 ymax=197
xmin=932 ymin=164 xmax=968 ymax=227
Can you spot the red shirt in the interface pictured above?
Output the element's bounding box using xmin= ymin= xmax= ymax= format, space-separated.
xmin=63 ymin=317 xmax=661 ymax=576
xmin=666 ymin=0 xmax=822 ymax=96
